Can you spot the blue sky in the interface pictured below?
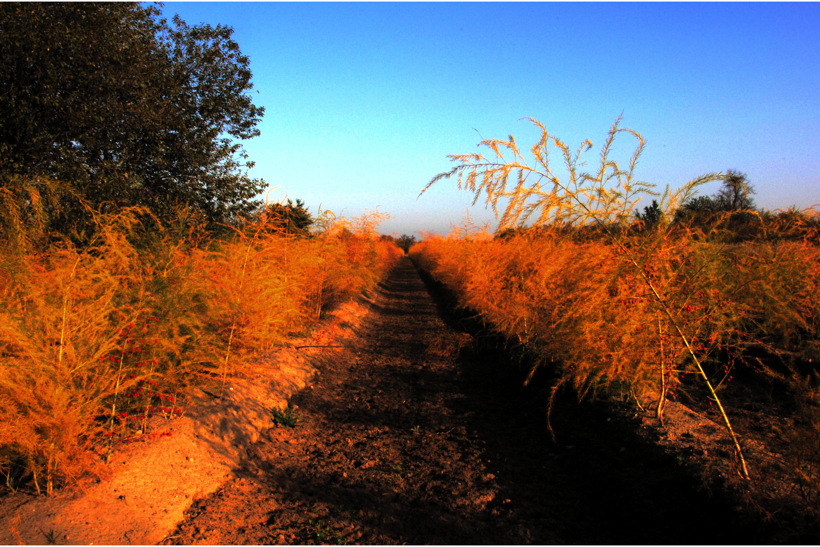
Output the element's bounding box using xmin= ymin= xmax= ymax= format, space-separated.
xmin=160 ymin=2 xmax=819 ymax=237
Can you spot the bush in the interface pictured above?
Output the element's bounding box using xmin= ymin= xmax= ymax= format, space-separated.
xmin=0 ymin=202 xmax=402 ymax=494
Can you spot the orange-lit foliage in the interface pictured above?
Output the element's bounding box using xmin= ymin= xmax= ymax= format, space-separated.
xmin=0 ymin=205 xmax=402 ymax=493
xmin=419 ymin=115 xmax=820 ymax=480
xmin=412 ymin=213 xmax=820 ymax=489
xmin=412 ymin=223 xmax=819 ymax=401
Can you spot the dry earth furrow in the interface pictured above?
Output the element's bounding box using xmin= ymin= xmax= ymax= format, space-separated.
xmin=168 ymin=256 xmax=761 ymax=545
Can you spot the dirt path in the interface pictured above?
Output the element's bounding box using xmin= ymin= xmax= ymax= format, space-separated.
xmin=168 ymin=257 xmax=765 ymax=545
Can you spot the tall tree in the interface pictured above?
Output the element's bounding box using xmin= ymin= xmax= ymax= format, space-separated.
xmin=715 ymin=169 xmax=756 ymax=212
xmin=675 ymin=170 xmax=757 ymax=227
xmin=635 ymin=199 xmax=664 ymax=228
xmin=396 ymin=234 xmax=416 ymax=254
xmin=257 ymin=199 xmax=314 ymax=236
xmin=0 ymin=2 xmax=265 ymax=236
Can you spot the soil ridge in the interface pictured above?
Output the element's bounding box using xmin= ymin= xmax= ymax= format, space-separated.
xmin=0 ymin=295 xmax=372 ymax=545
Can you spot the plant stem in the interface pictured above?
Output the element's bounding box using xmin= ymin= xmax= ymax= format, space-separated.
xmin=32 ymin=465 xmax=41 ymax=496
xmin=142 ymin=362 xmax=154 ymax=433
xmin=58 ymin=256 xmax=82 ymax=365
xmin=46 ymin=447 xmax=54 ymax=496
xmin=106 ymin=347 xmax=127 ymax=464
xmin=657 ymin=313 xmax=667 ymax=424
xmin=221 ymin=325 xmax=236 ymax=396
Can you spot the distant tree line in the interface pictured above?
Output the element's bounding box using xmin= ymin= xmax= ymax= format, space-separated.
xmin=639 ymin=170 xmax=817 ymax=242
xmin=635 ymin=169 xmax=757 ymax=229
xmin=498 ymin=170 xmax=817 ymax=244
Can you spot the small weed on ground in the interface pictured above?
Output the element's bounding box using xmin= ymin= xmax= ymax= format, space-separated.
xmin=307 ymin=519 xmax=346 ymax=545
xmin=272 ymin=406 xmax=303 ymax=428
xmin=39 ymin=527 xmax=62 ymax=545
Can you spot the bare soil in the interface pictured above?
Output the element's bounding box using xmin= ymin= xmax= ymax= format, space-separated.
xmin=2 ymin=256 xmax=817 ymax=544
xmin=166 ymin=257 xmax=791 ymax=544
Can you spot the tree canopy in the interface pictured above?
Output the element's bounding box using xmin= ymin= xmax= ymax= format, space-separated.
xmin=0 ymin=2 xmax=265 ymax=237
xmin=635 ymin=199 xmax=664 ymax=228
xmin=675 ymin=169 xmax=757 ymax=224
xmin=396 ymin=234 xmax=416 ymax=253
xmin=257 ymin=199 xmax=314 ymax=236
xmin=714 ymin=170 xmax=756 ymax=212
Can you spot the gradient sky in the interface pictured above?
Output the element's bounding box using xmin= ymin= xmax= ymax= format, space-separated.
xmin=159 ymin=2 xmax=819 ymax=237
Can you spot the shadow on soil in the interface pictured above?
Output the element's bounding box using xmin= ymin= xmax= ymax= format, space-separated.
xmin=411 ymin=258 xmax=779 ymax=544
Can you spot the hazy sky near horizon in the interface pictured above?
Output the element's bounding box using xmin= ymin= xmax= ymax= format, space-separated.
xmin=160 ymin=2 xmax=819 ymax=237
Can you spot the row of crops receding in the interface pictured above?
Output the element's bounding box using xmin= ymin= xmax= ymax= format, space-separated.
xmin=409 ymin=216 xmax=820 ymax=507
xmin=412 ymin=117 xmax=820 ymax=514
xmin=0 ymin=204 xmax=403 ymax=495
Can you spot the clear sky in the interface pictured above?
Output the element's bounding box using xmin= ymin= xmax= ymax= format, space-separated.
xmin=159 ymin=2 xmax=819 ymax=237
